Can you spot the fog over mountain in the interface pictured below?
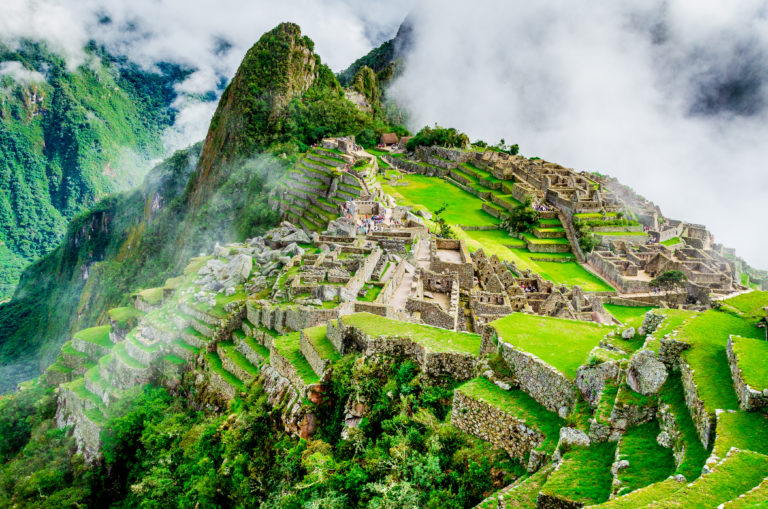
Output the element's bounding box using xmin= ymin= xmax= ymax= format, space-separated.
xmin=389 ymin=0 xmax=768 ymax=267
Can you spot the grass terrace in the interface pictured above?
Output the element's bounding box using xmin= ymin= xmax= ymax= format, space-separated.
xmin=540 ymin=441 xmax=617 ymax=506
xmin=458 ymin=377 xmax=565 ymax=452
xmin=615 ymin=421 xmax=676 ymax=495
xmin=137 ymin=287 xmax=164 ymax=306
xmin=730 ymin=335 xmax=768 ymax=390
xmin=340 ymin=313 xmax=481 ymax=356
xmin=722 ymin=290 xmax=768 ymax=319
xmin=659 ymin=372 xmax=709 ymax=480
xmin=357 ymin=284 xmax=382 ymax=302
xmin=380 ymin=173 xmax=499 ymax=227
xmin=644 ymin=450 xmax=768 ymax=508
xmin=497 ymin=465 xmax=553 ymax=508
xmin=205 ymin=352 xmax=244 ymax=390
xmin=713 ymin=410 xmax=768 ymax=458
xmin=107 ymin=307 xmax=144 ymax=328
xmin=574 ymin=212 xmax=619 ymax=220
xmin=272 ymin=332 xmax=320 ymax=385
xmin=218 ymin=341 xmax=260 ymax=379
xmin=490 ymin=313 xmax=608 ymax=378
xmin=303 ymin=325 xmax=340 ymax=363
xmin=598 ymin=478 xmax=685 ymax=508
xmin=73 ymin=326 xmax=113 ymax=349
xmin=112 ymin=342 xmax=147 ymax=370
xmin=661 ymin=237 xmax=682 ymax=246
xmin=644 ymin=309 xmax=699 ymax=353
xmin=677 ymin=310 xmax=764 ymax=413
xmin=604 ymin=304 xmax=653 ymax=329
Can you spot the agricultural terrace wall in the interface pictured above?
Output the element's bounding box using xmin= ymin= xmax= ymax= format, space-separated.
xmin=270 ymin=345 xmax=310 ymax=393
xmin=451 ymin=389 xmax=545 ymax=462
xmin=679 ymin=359 xmax=715 ymax=449
xmin=299 ymin=332 xmax=330 ymax=379
xmin=484 ymin=326 xmax=577 ymax=416
xmin=55 ymin=387 xmax=102 ymax=461
xmin=727 ymin=336 xmax=768 ymax=410
xmin=246 ymin=301 xmax=342 ymax=335
xmin=587 ymin=253 xmax=650 ymax=294
xmin=326 ymin=321 xmax=476 ymax=381
xmin=390 ymin=156 xmax=448 ymax=177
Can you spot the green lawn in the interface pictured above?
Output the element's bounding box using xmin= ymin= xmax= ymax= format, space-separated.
xmin=341 ymin=313 xmax=481 ymax=356
xmin=604 ymin=304 xmax=654 ymax=328
xmin=489 ymin=313 xmax=608 ymax=378
xmin=272 ymin=332 xmax=320 ymax=385
xmin=722 ymin=291 xmax=768 ymax=319
xmin=713 ymin=410 xmax=768 ymax=459
xmin=137 ymin=287 xmax=164 ymax=306
xmin=661 ymin=237 xmax=681 ymax=246
xmin=677 ymin=310 xmax=764 ymax=412
xmin=205 ymin=352 xmax=244 ymax=390
xmin=644 ymin=309 xmax=699 ymax=353
xmin=357 ymin=284 xmax=382 ymax=302
xmin=615 ymin=420 xmax=676 ymax=496
xmin=73 ymin=325 xmax=113 ymax=348
xmin=730 ymin=335 xmax=768 ymax=390
xmin=458 ymin=377 xmax=565 ymax=452
xmin=380 ymin=173 xmax=499 ymax=226
xmin=541 ymin=441 xmax=617 ymax=506
xmin=598 ymin=478 xmax=685 ymax=508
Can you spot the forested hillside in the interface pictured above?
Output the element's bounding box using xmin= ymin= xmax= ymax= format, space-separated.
xmin=0 ymin=41 xmax=186 ymax=299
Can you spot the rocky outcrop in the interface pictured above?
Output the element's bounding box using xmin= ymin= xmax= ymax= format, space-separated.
xmin=576 ymin=361 xmax=619 ymax=407
xmin=626 ymin=350 xmax=668 ymax=395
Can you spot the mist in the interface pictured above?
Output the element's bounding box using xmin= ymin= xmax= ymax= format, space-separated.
xmin=0 ymin=0 xmax=413 ymax=151
xmin=389 ymin=0 xmax=768 ymax=268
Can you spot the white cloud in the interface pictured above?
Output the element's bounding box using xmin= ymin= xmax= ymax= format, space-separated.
xmin=390 ymin=0 xmax=768 ymax=268
xmin=0 ymin=61 xmax=46 ymax=84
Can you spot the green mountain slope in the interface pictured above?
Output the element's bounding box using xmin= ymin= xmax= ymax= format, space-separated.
xmin=0 ymin=42 xmax=185 ymax=299
xmin=0 ymin=23 xmax=399 ymax=393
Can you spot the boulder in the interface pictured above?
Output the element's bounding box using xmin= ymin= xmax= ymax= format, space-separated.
xmin=611 ymin=459 xmax=630 ymax=475
xmin=558 ymin=427 xmax=590 ymax=451
xmin=627 ymin=349 xmax=668 ymax=395
xmin=281 ymin=242 xmax=305 ymax=257
xmin=621 ymin=327 xmax=636 ymax=339
xmin=575 ymin=359 xmax=619 ymax=407
xmin=281 ymin=229 xmax=311 ymax=244
xmin=324 ymin=217 xmax=357 ymax=237
xmin=656 ymin=431 xmax=672 ymax=448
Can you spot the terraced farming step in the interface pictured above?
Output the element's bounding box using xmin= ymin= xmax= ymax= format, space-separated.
xmin=233 ymin=329 xmax=270 ymax=365
xmin=538 ymin=441 xmax=617 ymax=507
xmin=299 ymin=325 xmax=340 ymax=378
xmin=72 ymin=326 xmax=114 ymax=361
xmin=475 ymin=464 xmax=554 ymax=509
xmin=205 ymin=351 xmax=244 ymax=400
xmin=270 ymin=332 xmax=320 ymax=391
xmin=217 ymin=341 xmax=260 ymax=384
xmin=452 ymin=377 xmax=564 ymax=466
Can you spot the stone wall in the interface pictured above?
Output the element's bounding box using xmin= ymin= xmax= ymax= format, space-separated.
xmin=679 ymin=359 xmax=715 ymax=449
xmin=657 ymin=401 xmax=685 ymax=469
xmin=451 ymin=389 xmax=546 ymax=464
xmin=300 ymin=331 xmax=330 ymax=380
xmin=208 ymin=368 xmax=238 ymax=400
xmin=270 ymin=345 xmax=310 ymax=393
xmin=727 ymin=335 xmax=768 ymax=410
xmin=72 ymin=337 xmax=112 ymax=362
xmin=55 ymin=386 xmax=102 ymax=461
xmin=376 ymin=259 xmax=406 ymax=305
xmin=486 ymin=328 xmax=577 ymax=417
xmin=218 ymin=345 xmax=256 ymax=384
xmin=340 ymin=246 xmax=382 ymax=302
xmin=430 ymin=238 xmax=474 ymax=290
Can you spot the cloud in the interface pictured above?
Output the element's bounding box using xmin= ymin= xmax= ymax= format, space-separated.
xmin=389 ymin=0 xmax=768 ymax=268
xmin=0 ymin=61 xmax=47 ymax=84
xmin=0 ymin=0 xmax=413 ymax=150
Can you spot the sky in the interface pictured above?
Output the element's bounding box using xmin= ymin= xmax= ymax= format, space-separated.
xmin=0 ymin=0 xmax=766 ymax=268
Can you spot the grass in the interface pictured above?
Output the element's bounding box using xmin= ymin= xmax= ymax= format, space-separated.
xmin=498 ymin=465 xmax=553 ymax=507
xmin=241 ymin=335 xmax=270 ymax=362
xmin=595 ymin=380 xmax=619 ymax=425
xmin=218 ymin=341 xmax=260 ymax=378
xmin=712 ymin=410 xmax=768 ymax=459
xmin=615 ymin=420 xmax=676 ymax=495
xmin=162 ymin=354 xmax=186 ymax=365
xmin=659 ymin=371 xmax=710 ymax=481
xmin=302 ymin=325 xmax=340 ymax=362
xmin=730 ymin=335 xmax=768 ymax=389
xmin=541 ymin=441 xmax=617 ymax=505
xmin=644 ymin=309 xmax=699 ymax=353
xmin=645 ymin=450 xmax=768 ymax=508
xmin=604 ymin=304 xmax=654 ymax=328
xmin=205 ymin=352 xmax=244 ymax=390
xmin=490 ymin=313 xmax=608 ymax=378
xmin=61 ymin=341 xmax=88 ymax=358
xmin=340 ymin=313 xmax=481 ymax=356
xmin=357 ymin=284 xmax=382 ymax=302
xmin=380 ymin=173 xmax=499 ymax=227
xmin=677 ymin=310 xmax=764 ymax=413
xmin=723 ymin=291 xmax=768 ymax=319
xmin=662 ymin=237 xmax=682 ymax=246
xmin=107 ymin=306 xmax=143 ymax=328
xmin=272 ymin=332 xmax=320 ymax=385
xmin=458 ymin=377 xmax=565 ymax=452
xmin=112 ymin=342 xmax=148 ymax=370
xmin=598 ymin=478 xmax=685 ymax=508
xmin=137 ymin=287 xmax=164 ymax=306
xmin=73 ymin=325 xmax=113 ymax=349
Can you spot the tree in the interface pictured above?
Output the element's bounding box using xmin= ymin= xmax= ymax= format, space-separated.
xmin=573 ymin=218 xmax=599 ymax=253
xmin=649 ymin=270 xmax=688 ymax=293
xmin=501 ymin=197 xmax=539 ymax=234
xmin=433 ymin=205 xmax=456 ymax=239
